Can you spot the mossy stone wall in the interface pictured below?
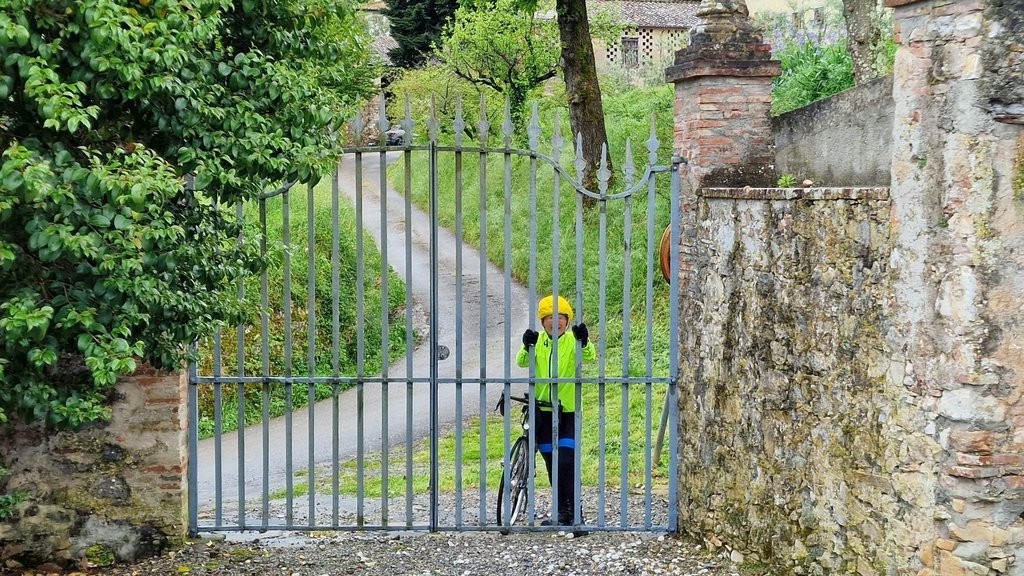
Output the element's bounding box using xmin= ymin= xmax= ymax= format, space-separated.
xmin=0 ymin=368 xmax=186 ymax=571
xmin=675 ymin=188 xmax=935 ymax=573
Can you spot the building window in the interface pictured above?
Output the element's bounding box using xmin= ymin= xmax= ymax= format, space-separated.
xmin=622 ymin=37 xmax=639 ymax=69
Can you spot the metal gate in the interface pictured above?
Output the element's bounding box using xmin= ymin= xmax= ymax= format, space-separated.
xmin=187 ymin=96 xmax=681 ymax=534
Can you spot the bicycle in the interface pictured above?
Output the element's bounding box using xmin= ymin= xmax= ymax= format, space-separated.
xmin=494 ymin=393 xmax=546 ymax=526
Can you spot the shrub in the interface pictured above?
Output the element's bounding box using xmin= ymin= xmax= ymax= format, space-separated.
xmin=0 ymin=0 xmax=374 ymax=427
xmin=771 ymin=39 xmax=855 ymax=116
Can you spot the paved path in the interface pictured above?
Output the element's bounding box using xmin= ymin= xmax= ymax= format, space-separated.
xmin=195 ymin=152 xmax=531 ymax=513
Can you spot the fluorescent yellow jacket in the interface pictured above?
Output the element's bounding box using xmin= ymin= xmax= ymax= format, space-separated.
xmin=516 ymin=330 xmax=596 ymax=412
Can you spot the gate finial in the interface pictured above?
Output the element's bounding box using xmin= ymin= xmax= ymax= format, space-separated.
xmin=428 ymin=95 xmax=440 ymax=144
xmin=527 ymin=102 xmax=541 ymax=152
xmin=477 ymin=94 xmax=490 ymax=147
xmin=501 ymin=98 xmax=514 ymax=148
xmin=402 ymin=94 xmax=414 ymax=147
xmin=551 ymin=110 xmax=563 ymax=162
xmin=574 ymin=133 xmax=585 ymax=185
xmin=598 ymin=143 xmax=611 ymax=198
xmin=454 ymin=94 xmax=465 ymax=148
xmin=377 ymin=93 xmax=390 ymax=143
xmin=646 ymin=113 xmax=660 ymax=163
xmin=352 ymin=112 xmax=365 ymax=146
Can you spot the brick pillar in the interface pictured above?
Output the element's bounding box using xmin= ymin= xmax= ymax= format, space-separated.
xmin=885 ymin=1 xmax=1024 ymax=574
xmin=664 ymin=0 xmax=780 ymax=189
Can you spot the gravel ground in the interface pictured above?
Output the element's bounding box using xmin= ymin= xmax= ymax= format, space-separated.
xmin=4 ymin=489 xmax=744 ymax=575
xmin=98 ymin=530 xmax=741 ymax=576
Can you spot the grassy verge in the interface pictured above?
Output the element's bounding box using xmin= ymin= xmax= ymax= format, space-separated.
xmin=278 ymin=382 xmax=670 ymax=500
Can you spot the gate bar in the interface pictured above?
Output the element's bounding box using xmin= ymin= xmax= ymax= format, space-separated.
xmin=476 ymin=94 xmax=490 ymax=527
xmin=668 ymin=156 xmax=683 ymax=531
xmin=258 ymin=198 xmax=270 ymax=529
xmin=429 ymin=131 xmax=441 ymax=531
xmin=572 ymin=135 xmax=587 ymax=526
xmin=620 ymin=142 xmax=634 ymax=528
xmin=644 ymin=117 xmax=659 ymax=528
xmin=236 ymin=201 xmax=247 ymax=529
xmin=499 ymin=99 xmax=514 ymax=527
xmin=307 ymin=180 xmax=317 ymax=527
xmin=453 ymin=96 xmax=466 ymax=528
xmin=354 ymin=149 xmax=365 ymax=527
xmin=282 ymin=187 xmax=294 ymax=526
xmin=378 ymin=106 xmax=391 ymax=527
xmin=404 ymin=100 xmax=416 ymax=527
xmin=331 ymin=168 xmax=341 ymax=526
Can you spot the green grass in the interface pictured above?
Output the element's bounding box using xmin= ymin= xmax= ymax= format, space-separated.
xmin=296 ymin=384 xmax=671 ymax=499
xmin=195 ymin=178 xmax=409 ymax=438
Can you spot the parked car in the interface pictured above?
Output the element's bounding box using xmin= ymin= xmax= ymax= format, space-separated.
xmin=385 ymin=124 xmax=406 ymax=146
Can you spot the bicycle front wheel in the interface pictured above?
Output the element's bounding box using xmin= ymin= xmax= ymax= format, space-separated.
xmin=496 ymin=436 xmax=530 ymax=526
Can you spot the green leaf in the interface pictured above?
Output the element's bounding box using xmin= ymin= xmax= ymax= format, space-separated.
xmin=113 ymin=214 xmax=131 ymax=230
xmin=2 ymin=170 xmax=23 ymax=192
xmin=193 ymin=172 xmax=213 ymax=190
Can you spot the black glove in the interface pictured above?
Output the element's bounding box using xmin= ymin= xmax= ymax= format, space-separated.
xmin=522 ymin=329 xmax=539 ymax=347
xmin=571 ymin=323 xmax=589 ymax=346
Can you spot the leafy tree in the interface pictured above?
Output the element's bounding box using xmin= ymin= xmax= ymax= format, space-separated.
xmin=841 ymin=0 xmax=887 ymax=84
xmin=552 ymin=0 xmax=611 ymax=191
xmin=383 ymin=0 xmax=459 ymax=68
xmin=0 ymin=0 xmax=374 ymax=427
xmin=437 ymin=0 xmax=560 ymax=132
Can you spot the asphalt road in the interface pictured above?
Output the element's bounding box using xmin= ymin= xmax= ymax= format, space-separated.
xmin=194 ymin=151 xmax=531 ymax=515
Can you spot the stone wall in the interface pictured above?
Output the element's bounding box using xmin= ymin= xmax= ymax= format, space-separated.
xmin=674 ymin=187 xmax=935 ymax=572
xmin=0 ymin=368 xmax=187 ymax=571
xmin=886 ymin=0 xmax=1024 ymax=573
xmin=981 ymin=0 xmax=1024 ymax=123
xmin=672 ymin=0 xmax=1024 ymax=573
xmin=772 ymin=75 xmax=894 ymax=187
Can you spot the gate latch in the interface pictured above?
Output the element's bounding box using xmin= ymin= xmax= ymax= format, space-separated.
xmin=436 ymin=345 xmax=450 ymax=361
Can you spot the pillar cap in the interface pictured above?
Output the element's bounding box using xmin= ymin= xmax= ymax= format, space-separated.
xmin=665 ymin=57 xmax=780 ymax=83
xmin=665 ymin=0 xmax=779 ymax=83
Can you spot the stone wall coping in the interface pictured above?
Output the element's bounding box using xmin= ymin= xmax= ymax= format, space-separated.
xmin=666 ymin=60 xmax=781 ymax=83
xmin=698 ymin=186 xmax=891 ymax=201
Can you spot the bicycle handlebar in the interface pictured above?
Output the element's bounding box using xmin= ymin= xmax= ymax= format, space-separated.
xmin=508 ymin=395 xmax=551 ymax=406
xmin=495 ymin=393 xmax=552 ymax=415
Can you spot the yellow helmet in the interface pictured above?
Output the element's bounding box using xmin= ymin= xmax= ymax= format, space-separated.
xmin=537 ymin=295 xmax=573 ymax=321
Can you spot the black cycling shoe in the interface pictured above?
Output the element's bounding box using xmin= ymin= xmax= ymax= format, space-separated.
xmin=557 ymin=513 xmax=589 ymax=536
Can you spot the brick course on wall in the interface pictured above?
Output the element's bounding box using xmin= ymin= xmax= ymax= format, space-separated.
xmin=0 ymin=368 xmax=187 ymax=570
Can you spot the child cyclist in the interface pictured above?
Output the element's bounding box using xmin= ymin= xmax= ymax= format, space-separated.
xmin=516 ymin=295 xmax=596 ymax=527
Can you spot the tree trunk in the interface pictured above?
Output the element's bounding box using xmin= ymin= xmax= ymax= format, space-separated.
xmin=842 ymin=0 xmax=883 ymax=84
xmin=555 ymin=0 xmax=610 ymax=196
